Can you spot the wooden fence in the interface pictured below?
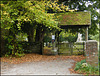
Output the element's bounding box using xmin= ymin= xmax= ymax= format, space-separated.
xmin=58 ymin=42 xmax=85 ymax=55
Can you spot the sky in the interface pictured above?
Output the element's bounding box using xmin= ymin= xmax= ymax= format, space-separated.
xmin=96 ymin=9 xmax=100 ymax=13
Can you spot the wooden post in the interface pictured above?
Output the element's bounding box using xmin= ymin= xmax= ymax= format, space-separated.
xmin=85 ymin=27 xmax=88 ymax=41
xmin=83 ymin=41 xmax=85 ymax=56
xmin=70 ymin=42 xmax=73 ymax=55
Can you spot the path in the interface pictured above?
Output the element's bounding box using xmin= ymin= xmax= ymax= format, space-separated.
xmin=1 ymin=58 xmax=81 ymax=75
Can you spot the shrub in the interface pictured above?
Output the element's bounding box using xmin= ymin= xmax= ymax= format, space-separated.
xmin=74 ymin=59 xmax=99 ymax=75
xmin=67 ymin=34 xmax=77 ymax=43
xmin=74 ymin=59 xmax=86 ymax=71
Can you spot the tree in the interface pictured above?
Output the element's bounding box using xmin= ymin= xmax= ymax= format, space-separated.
xmin=1 ymin=1 xmax=26 ymax=56
xmin=1 ymin=0 xmax=60 ymax=56
xmin=1 ymin=0 xmax=77 ymax=56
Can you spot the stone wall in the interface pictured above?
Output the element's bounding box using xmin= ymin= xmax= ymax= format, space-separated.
xmin=85 ymin=40 xmax=98 ymax=67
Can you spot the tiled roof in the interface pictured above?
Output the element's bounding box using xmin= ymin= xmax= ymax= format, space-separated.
xmin=55 ymin=12 xmax=91 ymax=26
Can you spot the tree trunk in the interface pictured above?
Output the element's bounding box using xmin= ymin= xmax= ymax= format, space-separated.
xmin=27 ymin=29 xmax=34 ymax=42
xmin=35 ymin=25 xmax=46 ymax=54
xmin=35 ymin=26 xmax=41 ymax=42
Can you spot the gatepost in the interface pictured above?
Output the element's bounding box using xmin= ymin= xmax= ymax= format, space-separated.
xmin=85 ymin=40 xmax=98 ymax=67
xmin=52 ymin=35 xmax=58 ymax=55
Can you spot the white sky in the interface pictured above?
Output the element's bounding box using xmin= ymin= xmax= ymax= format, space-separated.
xmin=96 ymin=9 xmax=100 ymax=13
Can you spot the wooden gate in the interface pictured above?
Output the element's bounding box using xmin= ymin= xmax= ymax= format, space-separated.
xmin=58 ymin=42 xmax=85 ymax=55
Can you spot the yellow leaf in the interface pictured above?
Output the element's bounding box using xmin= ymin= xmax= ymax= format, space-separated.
xmin=69 ymin=10 xmax=75 ymax=12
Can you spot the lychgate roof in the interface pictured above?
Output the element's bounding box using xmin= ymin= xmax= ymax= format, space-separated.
xmin=55 ymin=12 xmax=91 ymax=26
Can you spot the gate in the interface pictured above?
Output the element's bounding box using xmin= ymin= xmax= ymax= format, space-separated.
xmin=58 ymin=41 xmax=85 ymax=55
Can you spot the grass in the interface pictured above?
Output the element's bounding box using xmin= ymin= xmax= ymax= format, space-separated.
xmin=74 ymin=59 xmax=99 ymax=75
xmin=44 ymin=46 xmax=52 ymax=50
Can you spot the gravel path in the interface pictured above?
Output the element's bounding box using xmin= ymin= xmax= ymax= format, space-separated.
xmin=1 ymin=58 xmax=81 ymax=75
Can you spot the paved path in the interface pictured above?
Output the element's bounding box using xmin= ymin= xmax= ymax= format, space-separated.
xmin=1 ymin=58 xmax=81 ymax=75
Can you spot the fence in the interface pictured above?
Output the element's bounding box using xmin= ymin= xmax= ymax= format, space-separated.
xmin=58 ymin=41 xmax=85 ymax=55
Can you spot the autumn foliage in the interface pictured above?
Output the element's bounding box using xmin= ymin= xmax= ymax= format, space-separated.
xmin=1 ymin=53 xmax=85 ymax=64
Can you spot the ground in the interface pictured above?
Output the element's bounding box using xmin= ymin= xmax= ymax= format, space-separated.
xmin=1 ymin=53 xmax=85 ymax=75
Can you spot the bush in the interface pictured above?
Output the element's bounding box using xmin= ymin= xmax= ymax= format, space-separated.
xmin=5 ymin=43 xmax=25 ymax=57
xmin=74 ymin=59 xmax=99 ymax=75
xmin=74 ymin=59 xmax=86 ymax=71
xmin=22 ymin=49 xmax=32 ymax=53
xmin=19 ymin=41 xmax=41 ymax=54
xmin=67 ymin=34 xmax=77 ymax=43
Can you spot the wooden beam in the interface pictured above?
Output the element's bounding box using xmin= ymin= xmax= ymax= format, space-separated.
xmin=85 ymin=27 xmax=88 ymax=41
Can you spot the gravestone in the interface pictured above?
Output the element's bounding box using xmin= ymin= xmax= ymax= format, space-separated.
xmin=85 ymin=40 xmax=98 ymax=67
